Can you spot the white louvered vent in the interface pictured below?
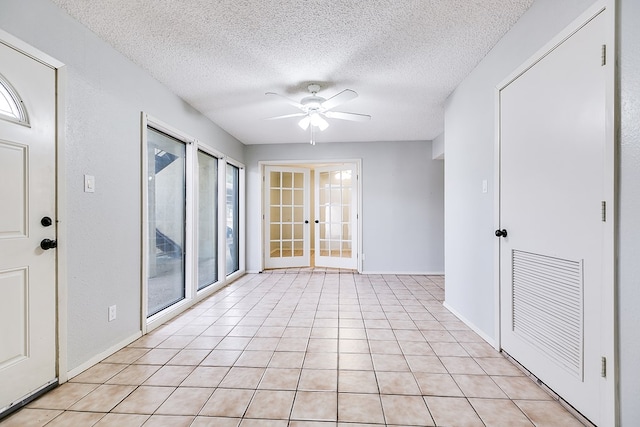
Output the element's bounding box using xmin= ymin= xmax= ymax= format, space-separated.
xmin=512 ymin=250 xmax=584 ymax=379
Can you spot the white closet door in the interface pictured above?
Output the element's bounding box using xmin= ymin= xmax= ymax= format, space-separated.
xmin=498 ymin=10 xmax=608 ymax=425
xmin=264 ymin=166 xmax=310 ymax=269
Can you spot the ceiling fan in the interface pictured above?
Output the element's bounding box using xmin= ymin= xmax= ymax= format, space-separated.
xmin=265 ymin=83 xmax=371 ymax=144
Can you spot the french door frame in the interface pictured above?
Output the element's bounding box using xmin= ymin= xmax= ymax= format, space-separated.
xmin=493 ymin=2 xmax=616 ymax=425
xmin=259 ymin=159 xmax=362 ymax=273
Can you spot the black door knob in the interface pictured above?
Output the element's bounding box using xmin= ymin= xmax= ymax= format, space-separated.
xmin=41 ymin=216 xmax=53 ymax=227
xmin=495 ymin=229 xmax=508 ymax=238
xmin=305 ymin=220 xmax=309 ymax=224
xmin=40 ymin=239 xmax=57 ymax=250
xmin=315 ymin=220 xmax=319 ymax=224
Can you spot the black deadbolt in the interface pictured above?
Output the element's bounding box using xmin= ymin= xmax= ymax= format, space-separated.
xmin=41 ymin=216 xmax=53 ymax=227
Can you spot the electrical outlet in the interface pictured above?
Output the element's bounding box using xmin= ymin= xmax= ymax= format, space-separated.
xmin=108 ymin=305 xmax=116 ymax=322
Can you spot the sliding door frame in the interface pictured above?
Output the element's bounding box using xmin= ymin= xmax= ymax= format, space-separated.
xmin=141 ymin=113 xmax=245 ymax=333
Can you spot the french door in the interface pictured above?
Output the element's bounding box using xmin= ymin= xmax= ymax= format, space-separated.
xmin=264 ymin=163 xmax=358 ymax=270
xmin=314 ymin=165 xmax=357 ymax=270
xmin=264 ymin=166 xmax=310 ymax=269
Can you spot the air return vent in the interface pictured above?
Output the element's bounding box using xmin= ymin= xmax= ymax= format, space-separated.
xmin=512 ymin=250 xmax=583 ymax=379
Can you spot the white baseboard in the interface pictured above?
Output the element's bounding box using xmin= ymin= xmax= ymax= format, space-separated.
xmin=245 ymin=270 xmax=445 ymax=276
xmin=362 ymin=271 xmax=445 ymax=275
xmin=66 ymin=331 xmax=142 ymax=380
xmin=443 ymin=301 xmax=495 ymax=347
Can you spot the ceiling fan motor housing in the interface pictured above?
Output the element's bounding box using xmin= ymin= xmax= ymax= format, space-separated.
xmin=300 ymin=95 xmax=326 ymax=112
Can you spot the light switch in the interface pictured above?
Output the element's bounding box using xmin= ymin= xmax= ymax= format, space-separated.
xmin=482 ymin=179 xmax=488 ymax=193
xmin=84 ymin=174 xmax=95 ymax=193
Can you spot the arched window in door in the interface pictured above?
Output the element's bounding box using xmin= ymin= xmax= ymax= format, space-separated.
xmin=0 ymin=73 xmax=29 ymax=125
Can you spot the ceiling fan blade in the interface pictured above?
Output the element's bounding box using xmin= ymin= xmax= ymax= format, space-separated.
xmin=321 ymin=89 xmax=358 ymax=110
xmin=265 ymin=92 xmax=303 ymax=109
xmin=325 ymin=111 xmax=371 ymax=122
xmin=265 ymin=112 xmax=306 ymax=120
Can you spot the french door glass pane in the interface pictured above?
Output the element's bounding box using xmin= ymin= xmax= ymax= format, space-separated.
xmin=198 ymin=150 xmax=218 ymax=290
xmin=226 ymin=163 xmax=240 ymax=274
xmin=269 ymin=170 xmax=306 ymax=260
xmin=147 ymin=128 xmax=186 ymax=317
xmin=317 ymin=168 xmax=353 ymax=260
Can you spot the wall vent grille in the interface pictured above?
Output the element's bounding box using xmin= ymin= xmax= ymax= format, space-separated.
xmin=512 ymin=249 xmax=584 ymax=379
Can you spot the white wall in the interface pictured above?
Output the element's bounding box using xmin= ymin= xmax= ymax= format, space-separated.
xmin=445 ymin=0 xmax=640 ymax=422
xmin=618 ymin=0 xmax=640 ymax=423
xmin=432 ymin=133 xmax=444 ymax=160
xmin=245 ymin=141 xmax=444 ymax=275
xmin=0 ymin=0 xmax=245 ymax=371
xmin=443 ymin=0 xmax=599 ymax=342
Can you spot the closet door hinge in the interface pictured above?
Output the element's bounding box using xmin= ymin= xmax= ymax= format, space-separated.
xmin=601 ymin=356 xmax=607 ymax=378
xmin=601 ymin=201 xmax=606 ymax=222
xmin=601 ymin=44 xmax=606 ymax=66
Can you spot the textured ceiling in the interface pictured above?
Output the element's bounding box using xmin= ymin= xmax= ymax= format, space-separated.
xmin=50 ymin=0 xmax=534 ymax=145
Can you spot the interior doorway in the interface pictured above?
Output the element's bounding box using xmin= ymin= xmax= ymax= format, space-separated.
xmin=262 ymin=161 xmax=360 ymax=271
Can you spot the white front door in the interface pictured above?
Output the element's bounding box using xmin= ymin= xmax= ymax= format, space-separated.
xmin=0 ymin=41 xmax=57 ymax=412
xmin=264 ymin=166 xmax=310 ymax=269
xmin=314 ymin=164 xmax=357 ymax=270
xmin=498 ymin=10 xmax=608 ymax=425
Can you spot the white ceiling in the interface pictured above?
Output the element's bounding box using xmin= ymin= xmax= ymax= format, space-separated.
xmin=50 ymin=0 xmax=534 ymax=145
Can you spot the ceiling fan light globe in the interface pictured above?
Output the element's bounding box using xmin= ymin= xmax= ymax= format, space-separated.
xmin=317 ymin=119 xmax=329 ymax=131
xmin=298 ymin=116 xmax=311 ymax=130
xmin=310 ymin=113 xmax=329 ymax=131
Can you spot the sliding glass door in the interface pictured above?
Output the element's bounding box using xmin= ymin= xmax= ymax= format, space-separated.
xmin=226 ymin=163 xmax=240 ymax=275
xmin=146 ymin=128 xmax=186 ymax=316
xmin=144 ymin=116 xmax=245 ymax=325
xmin=197 ymin=150 xmax=218 ymax=290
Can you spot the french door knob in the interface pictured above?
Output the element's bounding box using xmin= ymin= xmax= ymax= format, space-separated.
xmin=305 ymin=220 xmax=309 ymax=224
xmin=495 ymin=229 xmax=508 ymax=238
xmin=40 ymin=239 xmax=57 ymax=250
xmin=315 ymin=220 xmax=319 ymax=224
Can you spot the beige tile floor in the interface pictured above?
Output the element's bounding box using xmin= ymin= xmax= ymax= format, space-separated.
xmin=1 ymin=272 xmax=588 ymax=426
